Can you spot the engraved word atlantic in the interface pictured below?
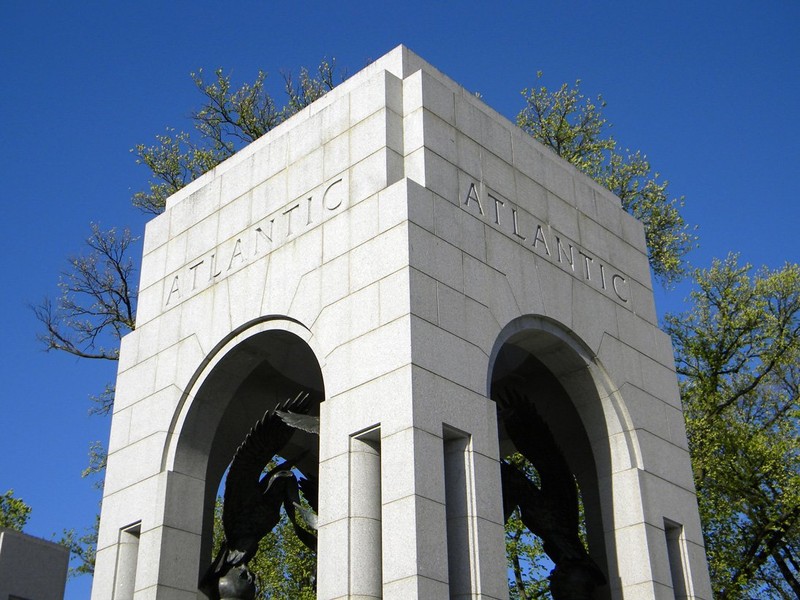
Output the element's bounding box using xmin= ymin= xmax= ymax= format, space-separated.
xmin=461 ymin=182 xmax=631 ymax=306
xmin=163 ymin=178 xmax=345 ymax=307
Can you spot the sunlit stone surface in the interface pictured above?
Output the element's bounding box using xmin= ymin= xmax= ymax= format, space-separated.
xmin=93 ymin=46 xmax=711 ymax=600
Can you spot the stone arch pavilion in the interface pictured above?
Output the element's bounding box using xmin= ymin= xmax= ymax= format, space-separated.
xmin=93 ymin=46 xmax=712 ymax=599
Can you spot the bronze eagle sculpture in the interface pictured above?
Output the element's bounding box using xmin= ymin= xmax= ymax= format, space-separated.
xmin=199 ymin=393 xmax=319 ymax=599
xmin=497 ymin=388 xmax=606 ymax=599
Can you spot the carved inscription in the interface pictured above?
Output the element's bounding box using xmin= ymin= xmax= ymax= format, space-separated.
xmin=163 ymin=178 xmax=345 ymax=307
xmin=462 ymin=182 xmax=631 ymax=305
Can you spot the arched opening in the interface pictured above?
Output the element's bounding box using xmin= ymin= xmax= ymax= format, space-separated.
xmin=169 ymin=322 xmax=324 ymax=597
xmin=489 ymin=317 xmax=614 ymax=599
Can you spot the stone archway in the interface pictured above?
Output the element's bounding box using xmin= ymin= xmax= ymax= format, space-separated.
xmin=93 ymin=47 xmax=712 ymax=600
xmin=165 ymin=318 xmax=325 ymax=594
xmin=488 ymin=315 xmax=637 ymax=599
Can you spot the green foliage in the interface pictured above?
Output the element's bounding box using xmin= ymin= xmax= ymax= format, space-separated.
xmin=58 ymin=443 xmax=104 ymax=578
xmin=281 ymin=60 xmax=337 ymax=115
xmin=665 ymin=255 xmax=800 ymax=598
xmin=517 ymin=73 xmax=614 ymax=174
xmin=505 ymin=455 xmax=550 ymax=599
xmin=518 ymin=73 xmax=694 ymax=284
xmin=248 ymin=513 xmax=317 ymax=599
xmin=81 ymin=440 xmax=108 ymax=484
xmin=131 ymin=129 xmax=223 ymax=215
xmin=0 ymin=489 xmax=32 ymax=531
xmin=506 ymin=508 xmax=550 ymax=600
xmin=211 ymin=496 xmax=316 ymax=599
xmin=59 ymin=514 xmax=98 ymax=577
xmin=132 ymin=60 xmax=338 ymax=215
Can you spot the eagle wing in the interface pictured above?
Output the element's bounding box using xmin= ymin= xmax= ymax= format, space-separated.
xmin=222 ymin=393 xmax=311 ymax=543
xmin=495 ymin=388 xmax=579 ymax=523
xmin=496 ymin=388 xmax=606 ymax=585
xmin=276 ymin=410 xmax=320 ymax=434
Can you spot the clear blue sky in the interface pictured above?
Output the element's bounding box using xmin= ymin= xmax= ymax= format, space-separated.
xmin=1 ymin=2 xmax=798 ymax=598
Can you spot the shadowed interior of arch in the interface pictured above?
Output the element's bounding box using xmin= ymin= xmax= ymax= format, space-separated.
xmin=491 ymin=341 xmax=610 ymax=599
xmin=175 ymin=329 xmax=324 ymax=595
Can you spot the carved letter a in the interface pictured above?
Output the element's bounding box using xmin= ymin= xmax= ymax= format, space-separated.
xmin=464 ymin=183 xmax=484 ymax=215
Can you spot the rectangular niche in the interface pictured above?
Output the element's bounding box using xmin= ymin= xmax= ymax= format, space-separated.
xmin=664 ymin=518 xmax=690 ymax=599
xmin=443 ymin=425 xmax=476 ymax=598
xmin=350 ymin=426 xmax=382 ymax=598
xmin=113 ymin=522 xmax=141 ymax=600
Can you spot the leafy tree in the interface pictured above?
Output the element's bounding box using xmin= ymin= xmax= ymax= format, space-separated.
xmin=518 ymin=72 xmax=694 ymax=285
xmin=132 ymin=60 xmax=337 ymax=214
xmin=59 ymin=514 xmax=99 ymax=577
xmin=0 ymin=489 xmax=32 ymax=531
xmin=664 ymin=255 xmax=800 ymax=598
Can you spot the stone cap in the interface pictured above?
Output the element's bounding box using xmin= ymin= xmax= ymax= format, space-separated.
xmin=165 ymin=45 xmax=526 ymax=211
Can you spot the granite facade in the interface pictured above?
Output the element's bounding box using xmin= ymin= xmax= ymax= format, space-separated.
xmin=93 ymin=46 xmax=711 ymax=599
